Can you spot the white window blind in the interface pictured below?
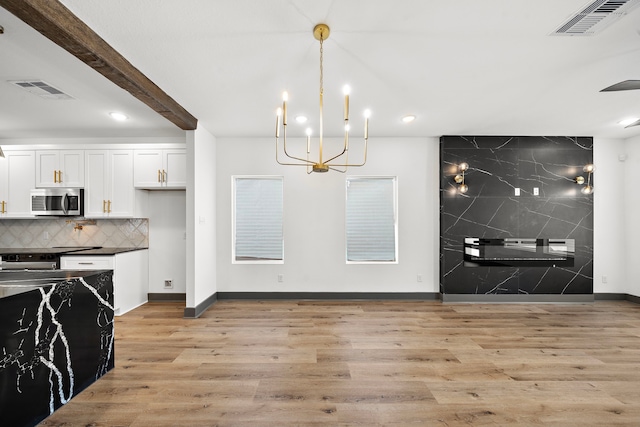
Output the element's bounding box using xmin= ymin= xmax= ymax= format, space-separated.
xmin=233 ymin=177 xmax=283 ymax=262
xmin=346 ymin=176 xmax=397 ymax=263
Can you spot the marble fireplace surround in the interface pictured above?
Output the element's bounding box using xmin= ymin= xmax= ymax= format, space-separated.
xmin=440 ymin=136 xmax=593 ymax=302
xmin=0 ymin=218 xmax=148 ymax=249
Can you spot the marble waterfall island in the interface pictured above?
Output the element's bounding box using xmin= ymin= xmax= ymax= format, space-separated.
xmin=0 ymin=270 xmax=114 ymax=427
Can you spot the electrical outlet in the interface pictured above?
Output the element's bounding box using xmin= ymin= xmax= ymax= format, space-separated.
xmin=602 ymin=275 xmax=608 ymax=284
xmin=533 ymin=187 xmax=539 ymax=196
xmin=277 ymin=274 xmax=284 ymax=283
xmin=417 ymin=274 xmax=423 ymax=282
xmin=164 ymin=279 xmax=173 ymax=289
xmin=514 ymin=188 xmax=520 ymax=196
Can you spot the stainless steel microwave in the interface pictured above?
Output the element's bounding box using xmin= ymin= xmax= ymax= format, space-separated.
xmin=30 ymin=188 xmax=84 ymax=216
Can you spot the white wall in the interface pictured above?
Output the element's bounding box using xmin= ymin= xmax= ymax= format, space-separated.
xmin=623 ymin=135 xmax=640 ymax=296
xmin=147 ymin=191 xmax=186 ymax=293
xmin=186 ymin=126 xmax=217 ymax=308
xmin=593 ymin=138 xmax=627 ymax=294
xmin=215 ymin=137 xmax=440 ymax=293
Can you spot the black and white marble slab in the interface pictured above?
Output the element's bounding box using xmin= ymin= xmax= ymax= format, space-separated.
xmin=440 ymin=136 xmax=593 ymax=296
xmin=0 ymin=270 xmax=114 ymax=427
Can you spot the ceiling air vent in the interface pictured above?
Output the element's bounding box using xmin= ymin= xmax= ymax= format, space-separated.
xmin=9 ymin=80 xmax=74 ymax=100
xmin=551 ymin=0 xmax=640 ymax=36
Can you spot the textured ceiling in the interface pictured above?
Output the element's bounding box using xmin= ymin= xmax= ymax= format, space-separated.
xmin=1 ymin=0 xmax=640 ymax=140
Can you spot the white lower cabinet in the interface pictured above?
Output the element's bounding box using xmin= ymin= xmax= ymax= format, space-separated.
xmin=61 ymin=249 xmax=149 ymax=315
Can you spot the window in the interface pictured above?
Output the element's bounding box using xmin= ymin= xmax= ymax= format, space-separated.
xmin=233 ymin=176 xmax=284 ymax=263
xmin=346 ymin=176 xmax=398 ymax=263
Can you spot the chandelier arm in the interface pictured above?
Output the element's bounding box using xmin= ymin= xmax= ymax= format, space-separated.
xmin=280 ymin=128 xmax=315 ymax=165
xmin=323 ymin=146 xmax=348 ymax=164
xmin=325 ymin=138 xmax=368 ymax=167
xmin=276 ymin=136 xmax=315 ymax=166
xmin=328 ymin=166 xmax=347 ymax=173
xmin=326 ymin=138 xmax=349 ymax=172
xmin=323 ymin=126 xmax=350 ymax=164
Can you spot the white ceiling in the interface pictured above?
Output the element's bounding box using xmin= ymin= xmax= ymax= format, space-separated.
xmin=1 ymin=0 xmax=640 ymax=141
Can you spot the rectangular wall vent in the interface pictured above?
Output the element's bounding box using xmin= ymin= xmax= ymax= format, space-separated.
xmin=8 ymin=80 xmax=74 ymax=100
xmin=551 ymin=0 xmax=640 ymax=36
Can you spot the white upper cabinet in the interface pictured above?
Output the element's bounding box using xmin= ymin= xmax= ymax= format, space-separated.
xmin=36 ymin=150 xmax=84 ymax=187
xmin=0 ymin=151 xmax=36 ymax=217
xmin=84 ymin=150 xmax=135 ymax=218
xmin=134 ymin=149 xmax=186 ymax=189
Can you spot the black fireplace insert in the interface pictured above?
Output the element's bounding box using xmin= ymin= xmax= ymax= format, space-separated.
xmin=463 ymin=238 xmax=574 ymax=267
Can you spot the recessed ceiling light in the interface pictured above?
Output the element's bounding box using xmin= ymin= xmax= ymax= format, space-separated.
xmin=618 ymin=117 xmax=639 ymax=126
xmin=109 ymin=112 xmax=128 ymax=121
xmin=402 ymin=115 xmax=416 ymax=123
xmin=295 ymin=115 xmax=307 ymax=124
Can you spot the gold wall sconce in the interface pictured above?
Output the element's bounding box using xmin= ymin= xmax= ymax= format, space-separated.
xmin=575 ymin=164 xmax=594 ymax=194
xmin=454 ymin=162 xmax=469 ymax=194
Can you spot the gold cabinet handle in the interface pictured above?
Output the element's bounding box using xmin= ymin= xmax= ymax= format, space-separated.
xmin=58 ymin=170 xmax=62 ymax=183
xmin=158 ymin=169 xmax=162 ymax=183
xmin=1 ymin=201 xmax=5 ymax=214
xmin=162 ymin=169 xmax=167 ymax=183
xmin=54 ymin=170 xmax=57 ymax=183
xmin=103 ymin=200 xmax=107 ymax=213
xmin=108 ymin=200 xmax=112 ymax=213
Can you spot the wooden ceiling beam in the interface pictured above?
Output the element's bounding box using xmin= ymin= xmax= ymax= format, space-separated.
xmin=0 ymin=0 xmax=198 ymax=130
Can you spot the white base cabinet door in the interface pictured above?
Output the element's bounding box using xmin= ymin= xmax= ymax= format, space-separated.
xmin=61 ymin=249 xmax=149 ymax=315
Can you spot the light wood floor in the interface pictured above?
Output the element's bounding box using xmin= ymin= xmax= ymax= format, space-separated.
xmin=39 ymin=299 xmax=640 ymax=426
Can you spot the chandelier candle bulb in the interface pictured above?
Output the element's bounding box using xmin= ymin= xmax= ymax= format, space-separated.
xmin=306 ymin=128 xmax=312 ymax=153
xmin=343 ymin=85 xmax=350 ymax=121
xmin=282 ymin=92 xmax=288 ymax=125
xmin=276 ymin=108 xmax=282 ymax=138
xmin=364 ymin=110 xmax=370 ymax=140
xmin=345 ymin=124 xmax=350 ymax=150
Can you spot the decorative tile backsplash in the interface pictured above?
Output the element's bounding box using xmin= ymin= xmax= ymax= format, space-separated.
xmin=0 ymin=218 xmax=148 ymax=248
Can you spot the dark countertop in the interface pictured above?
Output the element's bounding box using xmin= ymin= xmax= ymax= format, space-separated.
xmin=0 ymin=247 xmax=147 ymax=256
xmin=0 ymin=269 xmax=109 ymax=298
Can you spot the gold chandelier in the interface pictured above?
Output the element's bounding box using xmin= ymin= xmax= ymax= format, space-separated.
xmin=275 ymin=24 xmax=370 ymax=173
